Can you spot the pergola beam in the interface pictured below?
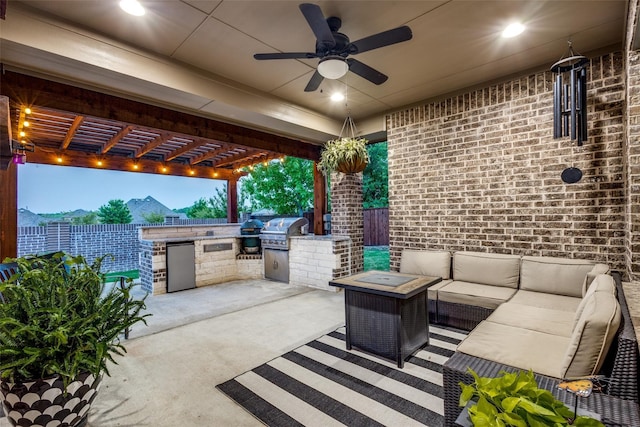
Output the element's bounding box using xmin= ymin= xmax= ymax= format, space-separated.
xmin=60 ymin=115 xmax=84 ymax=150
xmin=28 ymin=146 xmax=242 ymax=181
xmin=1 ymin=71 xmax=321 ymax=161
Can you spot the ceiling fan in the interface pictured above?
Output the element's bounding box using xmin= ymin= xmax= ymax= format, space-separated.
xmin=253 ymin=3 xmax=412 ymax=92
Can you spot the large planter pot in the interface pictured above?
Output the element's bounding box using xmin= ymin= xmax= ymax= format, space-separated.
xmin=0 ymin=373 xmax=102 ymax=427
xmin=336 ymin=157 xmax=368 ymax=174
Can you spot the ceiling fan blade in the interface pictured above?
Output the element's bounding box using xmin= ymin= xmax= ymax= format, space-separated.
xmin=254 ymin=52 xmax=317 ymax=60
xmin=346 ymin=58 xmax=388 ymax=85
xmin=350 ymin=26 xmax=412 ymax=54
xmin=299 ymin=3 xmax=335 ymax=49
xmin=304 ymin=70 xmax=324 ymax=92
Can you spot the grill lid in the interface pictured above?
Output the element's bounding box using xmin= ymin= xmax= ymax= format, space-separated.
xmin=260 ymin=217 xmax=309 ymax=236
xmin=240 ymin=219 xmax=264 ymax=235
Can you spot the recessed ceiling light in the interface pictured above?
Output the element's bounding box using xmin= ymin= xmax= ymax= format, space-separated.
xmin=502 ymin=22 xmax=525 ymax=38
xmin=330 ymin=92 xmax=345 ymax=102
xmin=120 ymin=0 xmax=145 ymax=16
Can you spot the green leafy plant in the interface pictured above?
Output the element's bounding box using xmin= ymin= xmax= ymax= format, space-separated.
xmin=317 ymin=137 xmax=370 ymax=176
xmin=0 ymin=252 xmax=149 ymax=388
xmin=459 ymin=369 xmax=604 ymax=426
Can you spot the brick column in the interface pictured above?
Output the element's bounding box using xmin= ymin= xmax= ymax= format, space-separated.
xmin=330 ymin=172 xmax=364 ymax=274
xmin=45 ymin=222 xmax=71 ymax=253
xmin=625 ymin=0 xmax=640 ymax=281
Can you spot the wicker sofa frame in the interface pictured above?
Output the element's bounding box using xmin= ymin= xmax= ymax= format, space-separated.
xmin=435 ymin=300 xmax=492 ymax=331
xmin=441 ymin=272 xmax=640 ymax=426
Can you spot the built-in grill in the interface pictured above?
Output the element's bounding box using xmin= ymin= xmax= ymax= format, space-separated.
xmin=239 ymin=219 xmax=263 ymax=254
xmin=260 ymin=217 xmax=309 ymax=282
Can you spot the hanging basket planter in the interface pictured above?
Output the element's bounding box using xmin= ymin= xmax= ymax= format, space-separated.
xmin=317 ymin=117 xmax=369 ymax=176
xmin=336 ymin=156 xmax=368 ymax=174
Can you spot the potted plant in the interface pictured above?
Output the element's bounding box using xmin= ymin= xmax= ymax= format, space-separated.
xmin=317 ymin=136 xmax=370 ymax=176
xmin=0 ymin=252 xmax=149 ymax=427
xmin=458 ymin=368 xmax=604 ymax=426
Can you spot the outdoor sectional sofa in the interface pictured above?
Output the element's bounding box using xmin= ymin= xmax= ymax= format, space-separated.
xmin=399 ymin=250 xmax=640 ymax=426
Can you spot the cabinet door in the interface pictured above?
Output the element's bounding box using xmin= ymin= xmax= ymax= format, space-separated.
xmin=264 ymin=249 xmax=289 ymax=283
xmin=167 ymin=242 xmax=196 ymax=292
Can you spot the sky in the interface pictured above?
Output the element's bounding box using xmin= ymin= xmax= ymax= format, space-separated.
xmin=17 ymin=163 xmax=226 ymax=213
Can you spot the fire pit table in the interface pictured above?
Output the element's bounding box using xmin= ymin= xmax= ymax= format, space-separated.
xmin=329 ymin=270 xmax=441 ymax=368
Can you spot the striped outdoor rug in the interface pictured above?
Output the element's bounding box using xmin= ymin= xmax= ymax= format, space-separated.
xmin=216 ymin=325 xmax=467 ymax=427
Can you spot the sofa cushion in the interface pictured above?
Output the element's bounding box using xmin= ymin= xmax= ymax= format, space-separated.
xmin=509 ymin=290 xmax=581 ymax=312
xmin=453 ymin=252 xmax=521 ymax=288
xmin=438 ymin=281 xmax=517 ymax=309
xmin=520 ymin=256 xmax=595 ymax=297
xmin=427 ymin=279 xmax=452 ymax=300
xmin=562 ymin=291 xmax=621 ymax=378
xmin=456 ymin=321 xmax=569 ymax=379
xmin=486 ymin=303 xmax=575 ymax=337
xmin=583 ymin=264 xmax=611 ymax=296
xmin=400 ymin=250 xmax=451 ymax=279
xmin=572 ymin=274 xmax=616 ymax=331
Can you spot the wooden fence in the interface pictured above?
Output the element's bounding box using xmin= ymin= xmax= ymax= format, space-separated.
xmin=364 ymin=207 xmax=389 ymax=246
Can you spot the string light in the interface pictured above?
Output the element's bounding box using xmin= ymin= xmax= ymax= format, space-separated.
xmin=133 ymin=161 xmax=139 ymax=170
xmin=56 ymin=156 xmax=63 ymax=163
xmin=189 ymin=169 xmax=195 ymax=175
xmin=24 ymin=107 xmax=31 ymax=115
xmin=19 ymin=131 xmax=26 ymax=138
xmin=161 ymin=166 xmax=168 ymax=173
xmin=97 ymin=159 xmax=103 ymax=167
xmin=213 ymin=172 xmax=218 ymax=177
xmin=22 ymin=121 xmax=29 ymax=128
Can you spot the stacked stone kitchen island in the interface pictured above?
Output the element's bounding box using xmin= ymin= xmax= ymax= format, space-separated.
xmin=139 ymin=224 xmax=353 ymax=295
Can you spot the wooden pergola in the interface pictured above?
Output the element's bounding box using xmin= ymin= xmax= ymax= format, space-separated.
xmin=0 ymin=71 xmax=327 ymax=260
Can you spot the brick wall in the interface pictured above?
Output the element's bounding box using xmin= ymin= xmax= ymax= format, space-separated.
xmin=16 ymin=219 xmax=227 ymax=274
xmin=289 ymin=236 xmax=349 ymax=290
xmin=330 ymin=172 xmax=365 ymax=273
xmin=17 ymin=226 xmax=46 ymax=255
xmin=387 ymin=50 xmax=626 ymax=275
xmin=70 ymin=224 xmax=140 ymax=272
xmin=625 ymin=0 xmax=640 ymax=281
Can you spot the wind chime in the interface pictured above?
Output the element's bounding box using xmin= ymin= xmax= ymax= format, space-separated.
xmin=551 ymin=41 xmax=589 ymax=183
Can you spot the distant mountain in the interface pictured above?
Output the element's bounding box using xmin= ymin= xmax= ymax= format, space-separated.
xmin=126 ymin=196 xmax=187 ymax=223
xmin=18 ymin=197 xmax=187 ymax=226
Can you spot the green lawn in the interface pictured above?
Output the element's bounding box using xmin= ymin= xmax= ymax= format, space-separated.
xmin=104 ymin=270 xmax=139 ymax=283
xmin=364 ymin=246 xmax=390 ymax=271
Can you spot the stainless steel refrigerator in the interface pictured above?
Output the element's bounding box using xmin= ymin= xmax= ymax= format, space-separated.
xmin=166 ymin=241 xmax=196 ymax=293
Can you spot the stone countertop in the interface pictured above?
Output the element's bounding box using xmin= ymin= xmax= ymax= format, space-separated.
xmin=140 ymin=234 xmax=240 ymax=243
xmin=622 ymin=281 xmax=640 ymax=342
xmin=290 ymin=234 xmax=351 ymax=242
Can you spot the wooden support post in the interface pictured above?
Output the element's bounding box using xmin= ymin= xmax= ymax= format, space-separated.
xmin=0 ymin=163 xmax=18 ymax=260
xmin=313 ymin=163 xmax=327 ymax=235
xmin=227 ymin=179 xmax=238 ymax=223
xmin=0 ymin=95 xmax=17 ymax=259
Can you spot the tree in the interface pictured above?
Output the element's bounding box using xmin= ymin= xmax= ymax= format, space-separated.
xmin=71 ymin=212 xmax=98 ymax=225
xmin=363 ymin=142 xmax=388 ymax=208
xmin=187 ymin=186 xmax=228 ymax=219
xmin=142 ymin=211 xmax=165 ymax=224
xmin=97 ymin=199 xmax=132 ymax=224
xmin=239 ymin=157 xmax=313 ymax=215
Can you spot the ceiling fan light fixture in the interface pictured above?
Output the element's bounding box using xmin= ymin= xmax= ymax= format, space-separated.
xmin=318 ymin=57 xmax=349 ymax=79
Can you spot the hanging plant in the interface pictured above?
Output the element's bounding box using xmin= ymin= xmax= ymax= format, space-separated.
xmin=317 ymin=136 xmax=370 ymax=176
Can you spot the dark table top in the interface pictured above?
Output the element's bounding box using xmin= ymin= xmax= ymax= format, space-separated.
xmin=329 ymin=270 xmax=441 ymax=299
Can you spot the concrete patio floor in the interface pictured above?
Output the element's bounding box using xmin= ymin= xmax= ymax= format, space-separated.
xmin=0 ymin=279 xmax=344 ymax=427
